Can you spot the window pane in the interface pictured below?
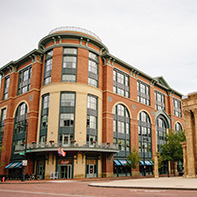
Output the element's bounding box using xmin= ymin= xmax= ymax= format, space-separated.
xmin=63 ymin=48 xmax=77 ymax=54
xmin=62 ymin=75 xmax=76 ymax=82
xmin=61 ymin=93 xmax=75 ymax=106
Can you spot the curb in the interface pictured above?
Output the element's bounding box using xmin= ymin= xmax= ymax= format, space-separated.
xmin=88 ymin=184 xmax=197 ymax=191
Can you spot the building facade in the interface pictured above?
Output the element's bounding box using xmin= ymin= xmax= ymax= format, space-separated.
xmin=182 ymin=92 xmax=197 ymax=178
xmin=0 ymin=27 xmax=184 ymax=179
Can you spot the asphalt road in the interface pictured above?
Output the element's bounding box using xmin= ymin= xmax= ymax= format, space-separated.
xmin=0 ymin=180 xmax=197 ymax=197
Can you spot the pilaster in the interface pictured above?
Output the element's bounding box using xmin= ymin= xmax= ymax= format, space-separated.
xmin=184 ymin=109 xmax=195 ymax=177
xmin=192 ymin=109 xmax=197 ymax=173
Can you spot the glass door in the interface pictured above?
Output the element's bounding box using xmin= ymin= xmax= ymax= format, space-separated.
xmin=86 ymin=159 xmax=97 ymax=178
xmin=59 ymin=165 xmax=72 ymax=179
xmin=37 ymin=161 xmax=45 ymax=180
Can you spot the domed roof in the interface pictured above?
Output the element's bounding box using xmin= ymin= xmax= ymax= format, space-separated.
xmin=48 ymin=26 xmax=102 ymax=42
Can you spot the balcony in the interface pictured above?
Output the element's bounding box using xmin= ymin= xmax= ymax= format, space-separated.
xmin=14 ymin=141 xmax=119 ymax=154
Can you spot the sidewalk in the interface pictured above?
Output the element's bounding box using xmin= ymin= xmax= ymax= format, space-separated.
xmin=89 ymin=177 xmax=197 ymax=190
xmin=2 ymin=176 xmax=197 ymax=190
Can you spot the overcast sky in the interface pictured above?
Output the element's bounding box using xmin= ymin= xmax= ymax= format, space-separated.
xmin=0 ymin=0 xmax=196 ymax=95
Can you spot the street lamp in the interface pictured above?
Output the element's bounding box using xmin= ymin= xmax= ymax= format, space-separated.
xmin=18 ymin=122 xmax=28 ymax=182
xmin=167 ymin=152 xmax=170 ymax=177
xmin=143 ymin=137 xmax=148 ymax=176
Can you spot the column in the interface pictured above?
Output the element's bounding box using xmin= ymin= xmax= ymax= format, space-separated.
xmin=184 ymin=109 xmax=195 ymax=177
xmin=181 ymin=142 xmax=187 ymax=177
xmin=154 ymin=153 xmax=159 ymax=178
xmin=192 ymin=109 xmax=197 ymax=175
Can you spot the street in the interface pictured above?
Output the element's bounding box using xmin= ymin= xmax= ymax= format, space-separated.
xmin=0 ymin=180 xmax=197 ymax=197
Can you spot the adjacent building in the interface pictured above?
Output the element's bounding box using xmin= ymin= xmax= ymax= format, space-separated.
xmin=0 ymin=26 xmax=184 ymax=179
xmin=182 ymin=92 xmax=197 ymax=178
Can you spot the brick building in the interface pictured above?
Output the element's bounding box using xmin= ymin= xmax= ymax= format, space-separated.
xmin=0 ymin=27 xmax=184 ymax=179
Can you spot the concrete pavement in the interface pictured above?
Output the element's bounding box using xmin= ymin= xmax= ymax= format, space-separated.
xmin=89 ymin=177 xmax=197 ymax=190
xmin=2 ymin=176 xmax=197 ymax=190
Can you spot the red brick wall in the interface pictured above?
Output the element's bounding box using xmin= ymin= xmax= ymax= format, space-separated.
xmin=51 ymin=47 xmax=63 ymax=83
xmin=77 ymin=48 xmax=88 ymax=84
xmin=0 ymin=77 xmax=5 ymax=101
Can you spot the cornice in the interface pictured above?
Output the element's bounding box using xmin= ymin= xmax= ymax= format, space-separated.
xmin=0 ymin=49 xmax=43 ymax=75
xmin=38 ymin=32 xmax=109 ymax=54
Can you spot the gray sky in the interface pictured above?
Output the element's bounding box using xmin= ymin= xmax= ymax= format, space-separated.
xmin=0 ymin=0 xmax=196 ymax=95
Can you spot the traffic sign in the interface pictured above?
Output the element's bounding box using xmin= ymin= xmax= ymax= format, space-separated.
xmin=19 ymin=152 xmax=25 ymax=155
xmin=22 ymin=160 xmax=28 ymax=166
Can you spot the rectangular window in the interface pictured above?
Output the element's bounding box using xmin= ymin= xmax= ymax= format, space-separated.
xmin=155 ymin=91 xmax=165 ymax=110
xmin=113 ymin=69 xmax=129 ymax=98
xmin=118 ymin=121 xmax=125 ymax=133
xmin=61 ymin=93 xmax=75 ymax=106
xmin=173 ymin=98 xmax=182 ymax=117
xmin=62 ymin=75 xmax=76 ymax=82
xmin=62 ymin=48 xmax=77 ymax=82
xmin=40 ymin=94 xmax=49 ymax=142
xmin=17 ymin=66 xmax=32 ymax=95
xmin=59 ymin=92 xmax=75 ymax=128
xmin=86 ymin=94 xmax=98 ymax=143
xmin=59 ymin=92 xmax=75 ymax=144
xmin=87 ymin=95 xmax=97 ymax=110
xmin=3 ymin=76 xmax=10 ymax=100
xmin=44 ymin=50 xmax=53 ymax=85
xmin=0 ymin=108 xmax=6 ymax=146
xmin=60 ymin=113 xmax=74 ymax=127
xmin=87 ymin=115 xmax=97 ymax=129
xmin=88 ymin=52 xmax=98 ymax=87
xmin=113 ymin=120 xmax=116 ymax=132
xmin=137 ymin=80 xmax=150 ymax=105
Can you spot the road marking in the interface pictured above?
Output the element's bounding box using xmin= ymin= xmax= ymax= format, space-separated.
xmin=0 ymin=189 xmax=96 ymax=197
xmin=49 ymin=180 xmax=76 ymax=183
xmin=130 ymin=190 xmax=179 ymax=196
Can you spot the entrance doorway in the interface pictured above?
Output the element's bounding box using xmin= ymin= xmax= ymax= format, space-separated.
xmin=86 ymin=159 xmax=97 ymax=178
xmin=37 ymin=160 xmax=45 ymax=179
xmin=59 ymin=165 xmax=72 ymax=179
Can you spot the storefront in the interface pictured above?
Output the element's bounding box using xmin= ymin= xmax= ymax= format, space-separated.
xmin=139 ymin=160 xmax=153 ymax=176
xmin=57 ymin=158 xmax=73 ymax=179
xmin=5 ymin=161 xmax=22 ymax=179
xmin=36 ymin=160 xmax=45 ymax=179
xmin=113 ymin=159 xmax=130 ymax=177
xmin=85 ymin=154 xmax=99 ymax=178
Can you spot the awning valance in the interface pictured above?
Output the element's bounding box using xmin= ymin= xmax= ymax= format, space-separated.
xmin=113 ymin=160 xmax=121 ymax=166
xmin=5 ymin=162 xmax=22 ymax=169
xmin=140 ymin=160 xmax=154 ymax=166
xmin=119 ymin=159 xmax=127 ymax=166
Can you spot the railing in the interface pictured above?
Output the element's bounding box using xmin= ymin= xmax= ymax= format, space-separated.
xmin=48 ymin=26 xmax=102 ymax=42
xmin=15 ymin=142 xmax=119 ymax=152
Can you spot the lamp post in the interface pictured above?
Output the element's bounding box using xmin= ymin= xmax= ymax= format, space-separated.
xmin=167 ymin=152 xmax=170 ymax=177
xmin=143 ymin=137 xmax=148 ymax=176
xmin=18 ymin=122 xmax=28 ymax=182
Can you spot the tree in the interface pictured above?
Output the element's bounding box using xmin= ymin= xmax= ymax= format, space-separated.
xmin=127 ymin=147 xmax=141 ymax=176
xmin=160 ymin=130 xmax=186 ymax=175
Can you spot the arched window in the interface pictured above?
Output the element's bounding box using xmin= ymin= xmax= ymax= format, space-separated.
xmin=156 ymin=116 xmax=168 ymax=151
xmin=138 ymin=111 xmax=152 ymax=158
xmin=12 ymin=103 xmax=28 ymax=156
xmin=175 ymin=122 xmax=182 ymax=134
xmin=113 ymin=104 xmax=130 ymax=157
